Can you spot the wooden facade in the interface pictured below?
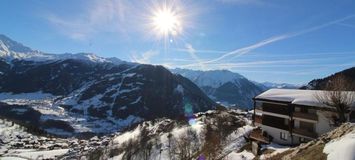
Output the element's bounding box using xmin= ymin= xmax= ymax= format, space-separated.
xmin=251 ymin=97 xmax=327 ymax=145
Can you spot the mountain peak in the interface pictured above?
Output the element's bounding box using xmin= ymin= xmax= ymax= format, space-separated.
xmin=0 ymin=34 xmax=127 ymax=65
xmin=0 ymin=34 xmax=33 ymax=53
xmin=172 ymin=68 xmax=245 ymax=88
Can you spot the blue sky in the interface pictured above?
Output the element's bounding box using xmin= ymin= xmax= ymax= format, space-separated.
xmin=0 ymin=0 xmax=355 ymax=84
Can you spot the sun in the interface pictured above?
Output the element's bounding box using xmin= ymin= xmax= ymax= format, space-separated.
xmin=151 ymin=5 xmax=182 ymax=38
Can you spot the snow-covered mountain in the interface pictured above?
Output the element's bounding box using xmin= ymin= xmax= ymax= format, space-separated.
xmin=0 ymin=34 xmax=124 ymax=64
xmin=172 ymin=68 xmax=265 ymax=109
xmin=0 ymin=35 xmax=216 ymax=136
xmin=257 ymin=82 xmax=301 ymax=89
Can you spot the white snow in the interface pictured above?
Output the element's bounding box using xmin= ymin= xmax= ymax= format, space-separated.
xmin=219 ymin=125 xmax=254 ymax=159
xmin=0 ymin=91 xmax=55 ymax=105
xmin=113 ymin=125 xmax=142 ymax=145
xmin=5 ymin=149 xmax=69 ymax=159
xmin=259 ymin=143 xmax=290 ymax=160
xmin=323 ymin=127 xmax=355 ymax=160
xmin=174 ymin=84 xmax=184 ymax=94
xmin=108 ymin=153 xmax=124 ymax=160
xmin=130 ymin=96 xmax=142 ymax=104
xmin=224 ymin=150 xmax=255 ymax=160
xmin=260 ymin=82 xmax=300 ymax=89
xmin=172 ymin=68 xmax=245 ymax=88
xmin=255 ymin=89 xmax=355 ymax=108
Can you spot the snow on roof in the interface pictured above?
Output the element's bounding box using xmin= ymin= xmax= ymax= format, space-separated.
xmin=255 ymin=89 xmax=355 ymax=108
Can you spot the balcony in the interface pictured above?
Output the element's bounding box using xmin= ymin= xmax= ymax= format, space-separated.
xmin=249 ymin=128 xmax=270 ymax=144
xmin=262 ymin=115 xmax=290 ymax=131
xmin=262 ymin=103 xmax=290 ymax=116
xmin=293 ymin=128 xmax=318 ymax=139
xmin=293 ymin=112 xmax=318 ymax=122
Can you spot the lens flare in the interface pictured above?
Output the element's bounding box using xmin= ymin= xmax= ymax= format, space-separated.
xmin=152 ymin=8 xmax=181 ymax=36
xmin=148 ymin=0 xmax=186 ymax=42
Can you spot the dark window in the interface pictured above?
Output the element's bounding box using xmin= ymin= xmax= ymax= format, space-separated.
xmin=280 ymin=132 xmax=287 ymax=140
xmin=299 ymin=137 xmax=309 ymax=143
xmin=262 ymin=115 xmax=289 ymax=130
xmin=300 ymin=121 xmax=314 ymax=132
xmin=350 ymin=111 xmax=355 ymax=122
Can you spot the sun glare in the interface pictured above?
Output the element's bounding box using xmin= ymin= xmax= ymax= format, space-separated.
xmin=151 ymin=5 xmax=182 ymax=38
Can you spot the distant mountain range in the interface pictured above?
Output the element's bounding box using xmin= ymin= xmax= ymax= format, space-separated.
xmin=0 ymin=34 xmax=215 ymax=136
xmin=171 ymin=68 xmax=299 ymax=109
xmin=258 ymin=81 xmax=301 ymax=90
xmin=301 ymin=67 xmax=355 ymax=90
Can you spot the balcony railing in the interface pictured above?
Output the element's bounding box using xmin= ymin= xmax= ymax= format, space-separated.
xmin=293 ymin=128 xmax=318 ymax=138
xmin=249 ymin=128 xmax=270 ymax=144
xmin=262 ymin=115 xmax=289 ymax=131
xmin=262 ymin=104 xmax=290 ymax=116
xmin=293 ymin=112 xmax=318 ymax=121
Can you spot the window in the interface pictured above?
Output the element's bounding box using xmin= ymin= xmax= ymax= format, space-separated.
xmin=295 ymin=107 xmax=301 ymax=112
xmin=300 ymin=121 xmax=314 ymax=132
xmin=284 ymin=119 xmax=289 ymax=125
xmin=308 ymin=109 xmax=316 ymax=114
xmin=299 ymin=137 xmax=309 ymax=143
xmin=280 ymin=132 xmax=288 ymax=140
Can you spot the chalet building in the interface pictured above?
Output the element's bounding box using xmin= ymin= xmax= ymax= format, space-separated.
xmin=250 ymin=89 xmax=355 ymax=145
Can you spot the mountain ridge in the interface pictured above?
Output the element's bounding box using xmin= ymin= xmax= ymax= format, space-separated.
xmin=172 ymin=68 xmax=265 ymax=109
xmin=0 ymin=34 xmax=216 ymax=136
xmin=301 ymin=67 xmax=355 ymax=90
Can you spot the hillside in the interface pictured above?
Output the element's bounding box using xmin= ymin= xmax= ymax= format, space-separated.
xmin=64 ymin=109 xmax=254 ymax=160
xmin=0 ymin=35 xmax=216 ymax=137
xmin=302 ymin=67 xmax=355 ymax=90
xmin=0 ymin=109 xmax=255 ymax=159
xmin=172 ymin=68 xmax=265 ymax=109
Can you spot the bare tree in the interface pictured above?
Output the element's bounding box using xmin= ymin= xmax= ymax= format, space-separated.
xmin=315 ymin=75 xmax=355 ymax=124
xmin=168 ymin=128 xmax=201 ymax=160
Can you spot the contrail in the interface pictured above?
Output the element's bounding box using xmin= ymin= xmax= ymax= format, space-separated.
xmin=183 ymin=14 xmax=355 ymax=67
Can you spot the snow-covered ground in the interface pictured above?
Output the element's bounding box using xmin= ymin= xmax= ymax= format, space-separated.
xmin=0 ymin=117 xmax=116 ymax=159
xmin=224 ymin=150 xmax=255 ymax=160
xmin=0 ymin=118 xmax=70 ymax=159
xmin=259 ymin=143 xmax=290 ymax=160
xmin=107 ymin=109 xmax=254 ymax=160
xmin=323 ymin=124 xmax=355 ymax=160
xmin=0 ymin=90 xmax=143 ymax=135
xmin=3 ymin=149 xmax=69 ymax=159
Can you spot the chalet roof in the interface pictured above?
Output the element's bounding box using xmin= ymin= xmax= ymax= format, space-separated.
xmin=255 ymin=89 xmax=355 ymax=109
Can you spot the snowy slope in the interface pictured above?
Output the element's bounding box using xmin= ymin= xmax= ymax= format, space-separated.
xmin=73 ymin=109 xmax=254 ymax=160
xmin=172 ymin=68 xmax=265 ymax=109
xmin=0 ymin=34 xmax=125 ymax=65
xmin=0 ymin=35 xmax=216 ymax=137
xmin=323 ymin=124 xmax=355 ymax=160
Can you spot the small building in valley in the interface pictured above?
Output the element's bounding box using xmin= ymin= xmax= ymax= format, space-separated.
xmin=250 ymin=89 xmax=354 ymax=145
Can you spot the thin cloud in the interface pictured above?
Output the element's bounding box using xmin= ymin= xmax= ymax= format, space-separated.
xmin=337 ymin=22 xmax=355 ymax=28
xmin=45 ymin=0 xmax=130 ymax=40
xmin=185 ymin=44 xmax=206 ymax=69
xmin=173 ymin=48 xmax=227 ymax=54
xmin=184 ymin=14 xmax=355 ymax=67
xmin=130 ymin=50 xmax=159 ymax=64
xmin=217 ymin=0 xmax=265 ymax=6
